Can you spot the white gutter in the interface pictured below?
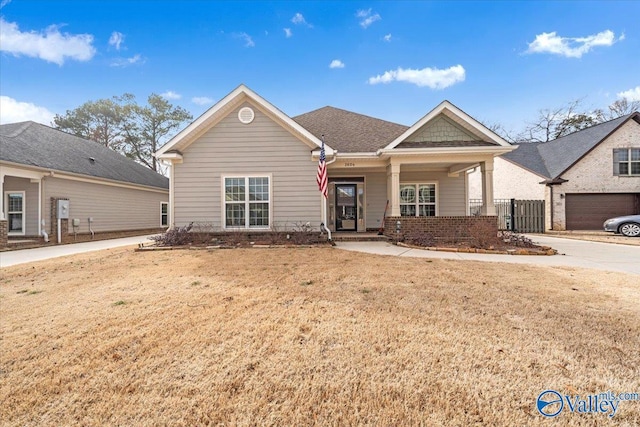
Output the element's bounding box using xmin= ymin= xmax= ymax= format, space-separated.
xmin=376 ymin=145 xmax=515 ymax=156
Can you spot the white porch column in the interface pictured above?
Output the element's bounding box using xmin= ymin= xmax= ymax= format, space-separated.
xmin=480 ymin=159 xmax=496 ymax=216
xmin=0 ymin=172 xmax=5 ymax=220
xmin=386 ymin=162 xmax=401 ymax=216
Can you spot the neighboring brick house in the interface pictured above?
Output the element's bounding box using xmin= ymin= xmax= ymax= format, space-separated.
xmin=1 ymin=121 xmax=169 ymax=246
xmin=469 ymin=112 xmax=640 ymax=230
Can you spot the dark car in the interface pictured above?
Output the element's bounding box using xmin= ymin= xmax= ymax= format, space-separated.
xmin=603 ymin=214 xmax=640 ymax=237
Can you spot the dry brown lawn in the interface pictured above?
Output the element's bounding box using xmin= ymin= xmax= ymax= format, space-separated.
xmin=1 ymin=247 xmax=639 ymax=426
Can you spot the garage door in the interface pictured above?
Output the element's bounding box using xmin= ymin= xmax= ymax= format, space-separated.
xmin=565 ymin=193 xmax=640 ymax=230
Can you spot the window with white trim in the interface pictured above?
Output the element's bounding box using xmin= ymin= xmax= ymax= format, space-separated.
xmin=400 ymin=183 xmax=437 ymax=217
xmin=5 ymin=191 xmax=25 ymax=235
xmin=224 ymin=176 xmax=270 ymax=228
xmin=613 ymin=148 xmax=640 ymax=176
xmin=161 ymin=202 xmax=168 ymax=227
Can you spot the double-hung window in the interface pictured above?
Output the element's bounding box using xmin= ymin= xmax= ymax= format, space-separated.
xmin=161 ymin=202 xmax=168 ymax=227
xmin=5 ymin=191 xmax=25 ymax=235
xmin=613 ymin=148 xmax=640 ymax=176
xmin=224 ymin=176 xmax=270 ymax=228
xmin=400 ymin=183 xmax=437 ymax=217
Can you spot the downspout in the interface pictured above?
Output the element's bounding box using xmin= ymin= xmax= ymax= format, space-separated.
xmin=40 ymin=177 xmax=48 ymax=242
xmin=40 ymin=220 xmax=49 ymax=242
xmin=548 ymin=185 xmax=554 ymax=231
xmin=321 ymin=150 xmax=338 ymax=241
xmin=88 ymin=217 xmax=95 ymax=239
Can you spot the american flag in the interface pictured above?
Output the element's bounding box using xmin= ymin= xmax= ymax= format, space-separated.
xmin=316 ymin=137 xmax=328 ymax=198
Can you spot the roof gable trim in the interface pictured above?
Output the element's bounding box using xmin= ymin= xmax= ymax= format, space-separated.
xmin=384 ymin=100 xmax=510 ymax=150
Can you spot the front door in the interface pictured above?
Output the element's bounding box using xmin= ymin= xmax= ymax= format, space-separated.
xmin=335 ymin=184 xmax=357 ymax=231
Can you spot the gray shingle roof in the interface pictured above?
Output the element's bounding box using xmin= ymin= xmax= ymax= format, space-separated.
xmin=503 ymin=113 xmax=640 ymax=179
xmin=0 ymin=121 xmax=169 ymax=189
xmin=502 ymin=142 xmax=550 ymax=178
xmin=293 ymin=106 xmax=409 ymax=152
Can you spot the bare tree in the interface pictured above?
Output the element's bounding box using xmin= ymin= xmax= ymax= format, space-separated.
xmin=517 ymin=98 xmax=604 ymax=142
xmin=608 ymin=98 xmax=640 ymax=118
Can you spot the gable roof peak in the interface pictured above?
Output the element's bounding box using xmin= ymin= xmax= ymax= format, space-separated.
xmin=156 ymin=84 xmax=329 ymax=157
xmin=384 ymin=99 xmax=511 ymax=149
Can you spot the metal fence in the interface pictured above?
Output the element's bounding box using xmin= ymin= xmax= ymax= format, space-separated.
xmin=469 ymin=199 xmax=545 ymax=233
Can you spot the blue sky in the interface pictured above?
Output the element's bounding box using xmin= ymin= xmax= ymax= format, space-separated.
xmin=1 ymin=0 xmax=639 ymax=135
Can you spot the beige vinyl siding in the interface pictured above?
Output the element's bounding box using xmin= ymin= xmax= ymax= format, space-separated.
xmin=400 ymin=170 xmax=466 ymax=215
xmin=173 ymin=102 xmax=319 ymax=229
xmin=43 ymin=177 xmax=168 ymax=233
xmin=4 ymin=176 xmax=39 ymax=236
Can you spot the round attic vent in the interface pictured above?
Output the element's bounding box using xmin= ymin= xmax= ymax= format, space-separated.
xmin=238 ymin=107 xmax=255 ymax=124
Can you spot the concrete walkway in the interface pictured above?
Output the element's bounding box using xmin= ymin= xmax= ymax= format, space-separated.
xmin=335 ymin=234 xmax=640 ymax=276
xmin=0 ymin=235 xmax=156 ymax=268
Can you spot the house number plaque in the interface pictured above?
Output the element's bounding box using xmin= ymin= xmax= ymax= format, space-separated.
xmin=344 ymin=162 xmax=356 ymax=167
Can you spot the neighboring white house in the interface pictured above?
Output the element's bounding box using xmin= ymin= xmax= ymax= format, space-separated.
xmin=1 ymin=121 xmax=169 ymax=246
xmin=469 ymin=113 xmax=640 ymax=230
xmin=156 ymin=84 xmax=514 ymax=236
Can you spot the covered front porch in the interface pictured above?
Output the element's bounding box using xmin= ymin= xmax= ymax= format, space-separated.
xmin=324 ymin=152 xmax=498 ymax=234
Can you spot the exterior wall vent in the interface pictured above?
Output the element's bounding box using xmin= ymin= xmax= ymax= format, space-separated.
xmin=238 ymin=107 xmax=255 ymax=124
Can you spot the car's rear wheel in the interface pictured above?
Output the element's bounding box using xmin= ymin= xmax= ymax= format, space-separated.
xmin=619 ymin=222 xmax=640 ymax=237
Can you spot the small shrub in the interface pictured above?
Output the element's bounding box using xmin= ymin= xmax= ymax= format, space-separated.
xmin=113 ymin=300 xmax=126 ymax=306
xmin=403 ymin=231 xmax=435 ymax=247
xmin=467 ymin=221 xmax=500 ymax=249
xmin=150 ymin=223 xmax=193 ymax=246
xmin=499 ymin=231 xmax=536 ymax=248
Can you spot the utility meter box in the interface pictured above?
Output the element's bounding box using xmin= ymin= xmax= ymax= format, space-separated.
xmin=57 ymin=200 xmax=70 ymax=219
xmin=72 ymin=218 xmax=81 ymax=227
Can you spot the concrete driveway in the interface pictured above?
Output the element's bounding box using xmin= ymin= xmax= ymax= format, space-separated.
xmin=0 ymin=235 xmax=157 ymax=268
xmin=336 ymin=234 xmax=640 ymax=276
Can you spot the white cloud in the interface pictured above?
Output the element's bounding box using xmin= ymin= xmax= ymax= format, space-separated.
xmin=284 ymin=28 xmax=292 ymax=38
xmin=160 ymin=91 xmax=181 ymax=100
xmin=383 ymin=33 xmax=392 ymax=42
xmin=0 ymin=95 xmax=55 ymax=125
xmin=526 ymin=30 xmax=621 ymax=58
xmin=617 ymin=86 xmax=640 ymax=102
xmin=0 ymin=17 xmax=96 ymax=65
xmin=368 ymin=65 xmax=466 ymax=89
xmin=329 ymin=59 xmax=345 ymax=69
xmin=108 ymin=31 xmax=124 ymax=50
xmin=356 ymin=9 xmax=381 ymax=29
xmin=192 ymin=96 xmax=214 ymax=105
xmin=1 ymin=0 xmax=12 ymax=9
xmin=291 ymin=12 xmax=312 ymax=28
xmin=235 ymin=32 xmax=254 ymax=47
xmin=109 ymin=53 xmax=143 ymax=67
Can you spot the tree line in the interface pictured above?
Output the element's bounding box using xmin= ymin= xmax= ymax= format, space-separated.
xmin=492 ymin=97 xmax=639 ymax=143
xmin=53 ymin=94 xmax=192 ymax=173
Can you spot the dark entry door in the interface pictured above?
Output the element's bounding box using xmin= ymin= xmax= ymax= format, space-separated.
xmin=335 ymin=184 xmax=357 ymax=231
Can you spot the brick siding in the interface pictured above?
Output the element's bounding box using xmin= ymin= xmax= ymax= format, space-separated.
xmin=384 ymin=216 xmax=498 ymax=242
xmin=0 ymin=220 xmax=7 ymax=247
